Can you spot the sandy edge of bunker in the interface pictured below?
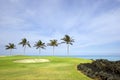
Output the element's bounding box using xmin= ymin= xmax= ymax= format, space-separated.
xmin=14 ymin=59 xmax=50 ymax=63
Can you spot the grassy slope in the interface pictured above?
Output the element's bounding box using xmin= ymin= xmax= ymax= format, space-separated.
xmin=0 ymin=56 xmax=93 ymax=80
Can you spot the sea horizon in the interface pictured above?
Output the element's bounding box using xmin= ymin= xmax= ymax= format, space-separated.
xmin=28 ymin=54 xmax=120 ymax=61
xmin=40 ymin=55 xmax=120 ymax=61
xmin=1 ymin=54 xmax=120 ymax=61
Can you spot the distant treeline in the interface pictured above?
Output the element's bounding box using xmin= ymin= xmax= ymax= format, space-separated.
xmin=77 ymin=59 xmax=120 ymax=80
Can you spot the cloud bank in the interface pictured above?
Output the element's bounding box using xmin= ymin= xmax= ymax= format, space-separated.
xmin=0 ymin=0 xmax=120 ymax=55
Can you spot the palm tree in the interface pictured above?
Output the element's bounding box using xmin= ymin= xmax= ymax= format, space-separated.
xmin=47 ymin=39 xmax=58 ymax=56
xmin=19 ymin=38 xmax=31 ymax=55
xmin=34 ymin=40 xmax=46 ymax=54
xmin=5 ymin=43 xmax=16 ymax=55
xmin=61 ymin=35 xmax=74 ymax=56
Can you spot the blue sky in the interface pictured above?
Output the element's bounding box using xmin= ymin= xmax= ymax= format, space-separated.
xmin=0 ymin=0 xmax=120 ymax=55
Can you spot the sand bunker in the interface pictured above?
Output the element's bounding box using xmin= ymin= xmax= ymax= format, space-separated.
xmin=14 ymin=59 xmax=50 ymax=63
xmin=0 ymin=56 xmax=6 ymax=57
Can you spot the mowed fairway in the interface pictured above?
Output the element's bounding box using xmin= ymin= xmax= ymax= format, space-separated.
xmin=0 ymin=56 xmax=92 ymax=80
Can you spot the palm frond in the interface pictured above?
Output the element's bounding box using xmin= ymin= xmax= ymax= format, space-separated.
xmin=70 ymin=43 xmax=73 ymax=45
xmin=5 ymin=43 xmax=16 ymax=50
xmin=34 ymin=40 xmax=46 ymax=49
xmin=19 ymin=38 xmax=31 ymax=47
xmin=61 ymin=35 xmax=74 ymax=45
xmin=27 ymin=41 xmax=31 ymax=47
xmin=47 ymin=39 xmax=58 ymax=47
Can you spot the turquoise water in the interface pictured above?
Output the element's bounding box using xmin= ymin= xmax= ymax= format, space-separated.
xmin=67 ymin=55 xmax=120 ymax=61
xmin=31 ymin=55 xmax=120 ymax=61
xmin=2 ymin=54 xmax=119 ymax=61
xmin=44 ymin=55 xmax=120 ymax=61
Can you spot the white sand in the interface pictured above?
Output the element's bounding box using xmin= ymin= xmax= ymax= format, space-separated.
xmin=0 ymin=56 xmax=6 ymax=57
xmin=14 ymin=59 xmax=50 ymax=63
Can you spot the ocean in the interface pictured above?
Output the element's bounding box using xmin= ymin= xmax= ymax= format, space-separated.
xmin=2 ymin=54 xmax=119 ymax=61
xmin=31 ymin=55 xmax=120 ymax=61
xmin=64 ymin=55 xmax=120 ymax=61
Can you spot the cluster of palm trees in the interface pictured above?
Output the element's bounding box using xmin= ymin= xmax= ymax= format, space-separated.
xmin=5 ymin=35 xmax=74 ymax=56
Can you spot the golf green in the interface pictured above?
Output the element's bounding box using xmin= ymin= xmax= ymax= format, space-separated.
xmin=0 ymin=56 xmax=92 ymax=80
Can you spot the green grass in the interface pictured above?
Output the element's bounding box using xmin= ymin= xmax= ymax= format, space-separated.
xmin=0 ymin=56 xmax=93 ymax=80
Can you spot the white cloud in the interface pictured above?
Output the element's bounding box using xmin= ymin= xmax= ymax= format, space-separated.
xmin=0 ymin=0 xmax=120 ymax=55
xmin=0 ymin=16 xmax=24 ymax=26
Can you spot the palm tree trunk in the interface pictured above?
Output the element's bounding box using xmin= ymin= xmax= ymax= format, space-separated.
xmin=67 ymin=44 xmax=69 ymax=56
xmin=24 ymin=45 xmax=26 ymax=55
xmin=39 ymin=48 xmax=41 ymax=54
xmin=53 ymin=46 xmax=54 ymax=56
xmin=10 ymin=49 xmax=12 ymax=56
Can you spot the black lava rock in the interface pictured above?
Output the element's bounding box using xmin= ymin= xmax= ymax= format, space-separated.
xmin=77 ymin=59 xmax=120 ymax=80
